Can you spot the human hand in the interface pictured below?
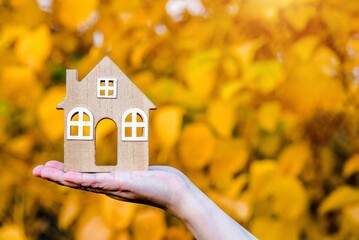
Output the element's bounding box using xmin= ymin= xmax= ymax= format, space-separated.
xmin=32 ymin=160 xmax=192 ymax=216
xmin=33 ymin=161 xmax=258 ymax=240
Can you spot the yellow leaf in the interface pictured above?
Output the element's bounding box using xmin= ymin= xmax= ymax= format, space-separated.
xmin=58 ymin=193 xmax=81 ymax=229
xmin=226 ymin=174 xmax=249 ymax=198
xmin=54 ymin=0 xmax=98 ymax=31
xmin=319 ymin=186 xmax=359 ymax=215
xmin=321 ymin=4 xmax=353 ymax=40
xmin=346 ymin=38 xmax=359 ymax=59
xmin=244 ymin=60 xmax=284 ymax=94
xmin=257 ymin=133 xmax=281 ymax=158
xmin=0 ymin=225 xmax=26 ymax=240
xmin=0 ymin=116 xmax=5 ymax=145
xmin=278 ymin=141 xmax=312 ymax=177
xmin=148 ymin=79 xmax=204 ymax=109
xmin=5 ymin=134 xmax=34 ymax=158
xmin=278 ymin=65 xmax=345 ymax=115
xmin=289 ymin=36 xmax=319 ymax=63
xmin=343 ymin=154 xmax=359 ymax=178
xmin=343 ymin=202 xmax=359 ymax=226
xmin=206 ymin=100 xmax=236 ymax=138
xmin=179 ymin=122 xmax=216 ymax=170
xmin=209 ymin=140 xmax=249 ymax=191
xmin=130 ymin=41 xmax=153 ymax=68
xmin=166 ymin=226 xmax=192 ymax=240
xmin=114 ymin=231 xmax=131 ymax=240
xmin=37 ymin=86 xmax=65 ymax=141
xmin=75 ymin=215 xmax=111 ymax=240
xmin=242 ymin=0 xmax=295 ymax=23
xmin=267 ymin=177 xmax=307 ymax=219
xmin=283 ymin=4 xmax=316 ymax=31
xmin=317 ymin=147 xmax=336 ymax=180
xmin=312 ymin=46 xmax=340 ymax=77
xmin=257 ymin=101 xmax=282 ymax=132
xmin=0 ymin=65 xmax=42 ymax=107
xmin=219 ymin=80 xmax=244 ymax=101
xmin=5 ymin=0 xmax=45 ymax=27
xmin=232 ymin=39 xmax=264 ymax=67
xmin=280 ymin=112 xmax=300 ymax=137
xmin=76 ymin=47 xmax=104 ymax=79
xmin=133 ymin=208 xmax=166 ymax=240
xmin=153 ymin=106 xmax=183 ymax=148
xmin=182 ymin=50 xmax=220 ymax=99
xmin=249 ymin=160 xmax=279 ymax=198
xmin=222 ymin=56 xmax=240 ymax=78
xmin=0 ymin=25 xmax=27 ymax=50
xmin=186 ymin=169 xmax=210 ymax=191
xmin=132 ymin=71 xmax=155 ymax=91
xmin=147 ymin=79 xmax=177 ymax=104
xmin=15 ymin=25 xmax=52 ymax=71
xmin=251 ymin=217 xmax=300 ymax=240
xmin=100 ymin=196 xmax=137 ymax=230
xmin=52 ymin=31 xmax=78 ymax=54
xmin=9 ymin=0 xmax=27 ymax=8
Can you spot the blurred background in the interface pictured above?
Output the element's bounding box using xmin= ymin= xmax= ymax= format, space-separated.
xmin=0 ymin=0 xmax=359 ymax=239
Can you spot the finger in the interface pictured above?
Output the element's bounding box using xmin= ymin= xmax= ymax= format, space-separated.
xmin=33 ymin=165 xmax=45 ymax=177
xmin=33 ymin=161 xmax=64 ymax=177
xmin=39 ymin=166 xmax=64 ymax=182
xmin=45 ymin=160 xmax=64 ymax=170
xmin=63 ymin=171 xmax=117 ymax=189
xmin=34 ymin=165 xmax=77 ymax=187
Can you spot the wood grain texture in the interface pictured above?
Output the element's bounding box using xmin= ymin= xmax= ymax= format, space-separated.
xmin=57 ymin=56 xmax=156 ymax=172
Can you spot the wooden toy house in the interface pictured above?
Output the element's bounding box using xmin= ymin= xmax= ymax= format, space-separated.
xmin=57 ymin=56 xmax=156 ymax=172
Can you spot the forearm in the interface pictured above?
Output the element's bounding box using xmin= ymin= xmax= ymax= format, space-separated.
xmin=171 ymin=183 xmax=257 ymax=240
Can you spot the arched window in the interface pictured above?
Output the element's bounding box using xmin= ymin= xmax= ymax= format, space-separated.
xmin=67 ymin=107 xmax=94 ymax=140
xmin=121 ymin=108 xmax=148 ymax=141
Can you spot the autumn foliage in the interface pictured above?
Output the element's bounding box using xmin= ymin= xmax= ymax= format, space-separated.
xmin=1 ymin=0 xmax=359 ymax=239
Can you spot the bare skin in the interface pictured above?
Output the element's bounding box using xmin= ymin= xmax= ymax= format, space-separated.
xmin=33 ymin=160 xmax=257 ymax=240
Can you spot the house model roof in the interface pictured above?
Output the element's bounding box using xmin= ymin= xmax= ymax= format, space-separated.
xmin=57 ymin=56 xmax=156 ymax=111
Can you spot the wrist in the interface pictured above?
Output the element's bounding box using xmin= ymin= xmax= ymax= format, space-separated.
xmin=168 ymin=179 xmax=258 ymax=240
xmin=169 ymin=179 xmax=216 ymax=237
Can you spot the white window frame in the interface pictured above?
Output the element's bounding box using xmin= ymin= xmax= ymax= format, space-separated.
xmin=67 ymin=107 xmax=94 ymax=140
xmin=121 ymin=108 xmax=148 ymax=141
xmin=97 ymin=78 xmax=117 ymax=98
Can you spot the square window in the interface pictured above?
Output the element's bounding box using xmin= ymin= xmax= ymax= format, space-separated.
xmin=83 ymin=126 xmax=91 ymax=136
xmin=70 ymin=126 xmax=78 ymax=136
xmin=136 ymin=127 xmax=144 ymax=137
xmin=97 ymin=78 xmax=117 ymax=98
xmin=124 ymin=127 xmax=132 ymax=137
